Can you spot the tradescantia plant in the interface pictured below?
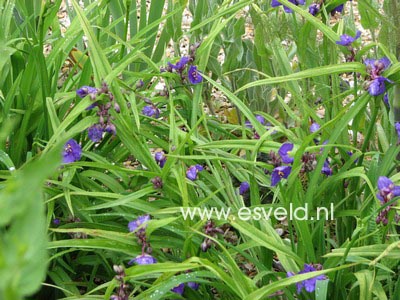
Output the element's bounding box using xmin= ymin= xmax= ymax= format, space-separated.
xmin=1 ymin=0 xmax=400 ymax=299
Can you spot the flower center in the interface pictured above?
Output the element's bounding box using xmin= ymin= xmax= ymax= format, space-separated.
xmin=65 ymin=144 xmax=72 ymax=153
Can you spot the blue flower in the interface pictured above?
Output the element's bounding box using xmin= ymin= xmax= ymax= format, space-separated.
xmin=239 ymin=182 xmax=250 ymax=195
xmin=128 ymin=215 xmax=150 ymax=232
xmin=309 ymin=122 xmax=320 ymax=133
xmin=287 ymin=263 xmax=327 ymax=294
xmin=168 ymin=56 xmax=190 ymax=71
xmin=105 ymin=123 xmax=116 ymax=135
xmin=188 ymin=65 xmax=203 ymax=84
xmin=278 ymin=143 xmax=294 ymax=164
xmin=62 ymin=139 xmax=82 ymax=163
xmin=271 ymin=166 xmax=292 ymax=186
xmin=364 ymin=57 xmax=391 ymax=75
xmin=255 ymin=115 xmax=266 ymax=125
xmin=171 ymin=283 xmax=185 ymax=295
xmin=336 ymin=31 xmax=361 ymax=46
xmin=364 ymin=57 xmax=392 ymax=96
xmin=377 ymin=176 xmax=400 ymax=203
xmin=331 ymin=4 xmax=344 ymax=15
xmin=383 ymin=93 xmax=390 ymax=107
xmin=368 ymin=77 xmax=391 ymax=96
xmin=128 ymin=254 xmax=157 ymax=265
xmin=186 ymin=165 xmax=203 ymax=181
xmin=321 ymin=160 xmax=332 ymax=176
xmin=271 ymin=0 xmax=305 ymax=13
xmin=155 ymin=151 xmax=167 ymax=168
xmin=142 ymin=105 xmax=160 ymax=118
xmin=396 ymin=122 xmax=400 ymax=141
xmin=187 ymin=282 xmax=199 ymax=290
xmin=308 ymin=3 xmax=320 ymax=15
xmin=76 ymin=86 xmax=97 ymax=99
xmin=88 ymin=124 xmax=103 ymax=142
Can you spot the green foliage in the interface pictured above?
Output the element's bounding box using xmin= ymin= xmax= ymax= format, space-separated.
xmin=1 ymin=0 xmax=400 ymax=299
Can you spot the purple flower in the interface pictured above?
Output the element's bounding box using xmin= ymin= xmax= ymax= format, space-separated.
xmin=321 ymin=160 xmax=332 ymax=176
xmin=271 ymin=0 xmax=305 ymax=13
xmin=308 ymin=3 xmax=320 ymax=15
xmin=256 ymin=115 xmax=265 ymax=125
xmin=88 ymin=124 xmax=104 ymax=142
xmin=188 ymin=65 xmax=203 ymax=84
xmin=364 ymin=57 xmax=391 ymax=77
xmin=368 ymin=77 xmax=391 ymax=96
xmin=142 ymin=105 xmax=160 ymax=118
xmin=168 ymin=56 xmax=190 ymax=71
xmin=309 ymin=122 xmax=320 ymax=133
xmin=187 ymin=282 xmax=199 ymax=290
xmin=155 ymin=151 xmax=167 ymax=168
xmin=383 ymin=93 xmax=389 ymax=107
xmin=278 ymin=143 xmax=294 ymax=164
xmin=128 ymin=254 xmax=157 ymax=265
xmin=128 ymin=215 xmax=150 ymax=232
xmin=396 ymin=122 xmax=400 ymax=140
xmin=271 ymin=166 xmax=292 ymax=186
xmin=76 ymin=86 xmax=97 ymax=99
xmin=195 ymin=164 xmax=204 ymax=171
xmin=186 ymin=165 xmax=203 ymax=181
xmin=287 ymin=263 xmax=327 ymax=294
xmin=105 ymin=123 xmax=116 ymax=135
xmin=62 ymin=139 xmax=82 ymax=163
xmin=171 ymin=283 xmax=185 ymax=295
xmin=376 ymin=177 xmax=400 ymax=225
xmin=336 ymin=31 xmax=361 ymax=46
xmin=377 ymin=176 xmax=400 ymax=202
xmin=245 ymin=116 xmax=267 ymax=129
xmin=85 ymin=103 xmax=98 ymax=110
xmin=239 ymin=182 xmax=250 ymax=195
xmin=364 ymin=57 xmax=392 ymax=96
xmin=53 ymin=218 xmax=60 ymax=226
xmin=331 ymin=4 xmax=344 ymax=15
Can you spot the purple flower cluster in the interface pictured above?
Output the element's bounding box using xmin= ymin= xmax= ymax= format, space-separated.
xmin=271 ymin=0 xmax=305 ymax=13
xmin=167 ymin=51 xmax=203 ymax=85
xmin=110 ymin=265 xmax=129 ymax=300
xmin=267 ymin=138 xmax=332 ymax=186
xmin=364 ymin=57 xmax=392 ymax=96
xmin=77 ymin=82 xmax=120 ymax=143
xmin=287 ymin=263 xmax=327 ymax=293
xmin=201 ymin=221 xmax=225 ymax=252
xmin=308 ymin=1 xmax=350 ymax=16
xmin=128 ymin=215 xmax=157 ymax=265
xmin=376 ymin=177 xmax=400 ymax=225
xmin=269 ymin=143 xmax=293 ymax=186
